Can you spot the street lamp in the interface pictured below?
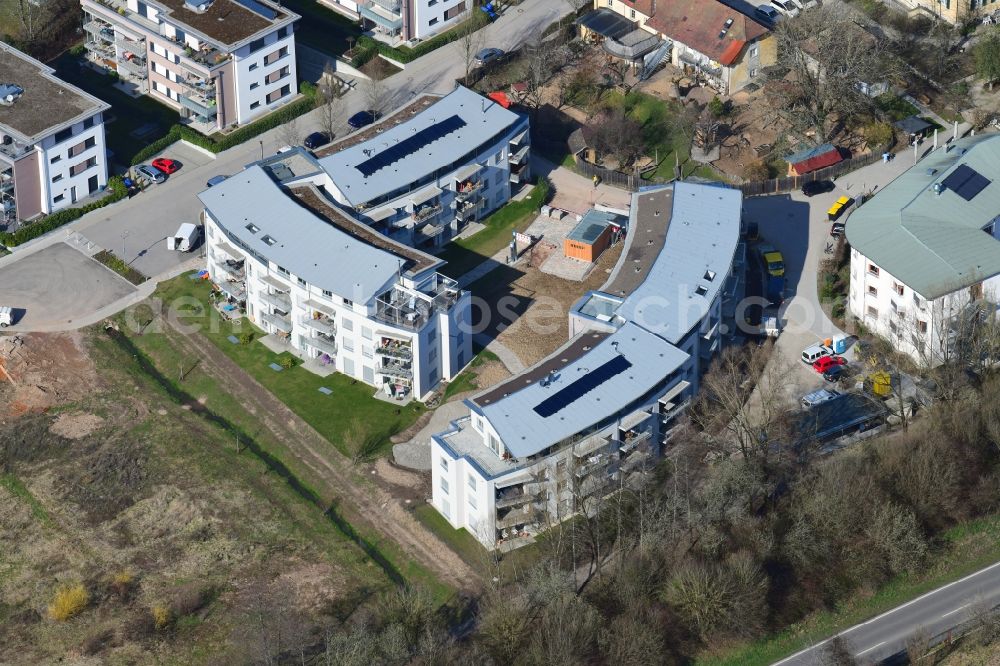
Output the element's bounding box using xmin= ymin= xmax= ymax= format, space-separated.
xmin=259 ymin=139 xmax=264 ymax=161
xmin=122 ymin=230 xmax=129 ymax=259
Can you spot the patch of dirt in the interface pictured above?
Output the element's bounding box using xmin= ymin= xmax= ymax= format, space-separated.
xmin=473 ymin=243 xmax=624 ymax=368
xmin=49 ymin=412 xmax=104 ymax=440
xmin=0 ymin=332 xmax=98 ymax=419
xmin=474 ymin=360 xmax=511 ymax=390
xmin=276 ymin=561 xmax=346 ymax=613
xmin=372 ymin=457 xmax=423 ymax=492
xmin=61 ymin=435 xmax=149 ymax=523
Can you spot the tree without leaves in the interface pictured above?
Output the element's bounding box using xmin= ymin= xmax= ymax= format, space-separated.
xmin=277 ymin=117 xmax=301 ymax=148
xmin=364 ymin=75 xmax=390 ymax=118
xmin=458 ymin=12 xmax=488 ymax=85
xmin=588 ymin=109 xmax=645 ymax=169
xmin=769 ymin=8 xmax=899 ymax=143
xmin=821 ymin=636 xmax=857 ymax=666
xmin=316 ymin=62 xmax=344 ymax=141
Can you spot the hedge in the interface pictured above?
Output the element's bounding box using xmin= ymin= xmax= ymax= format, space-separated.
xmin=130 ymin=82 xmax=318 ymax=165
xmin=0 ymin=175 xmax=129 ymax=247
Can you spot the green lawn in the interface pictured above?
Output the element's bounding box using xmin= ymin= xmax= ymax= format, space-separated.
xmin=436 ymin=180 xmax=550 ymax=279
xmin=698 ymin=512 xmax=1000 ymax=666
xmin=442 ymin=348 xmax=500 ymax=401
xmin=52 ymin=54 xmax=180 ymax=167
xmin=0 ymin=474 xmax=53 ymax=528
xmin=875 ymin=93 xmax=920 ymax=122
xmin=151 ymin=274 xmax=425 ymax=459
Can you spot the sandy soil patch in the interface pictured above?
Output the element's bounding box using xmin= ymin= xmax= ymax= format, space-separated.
xmin=49 ymin=412 xmax=105 ymax=440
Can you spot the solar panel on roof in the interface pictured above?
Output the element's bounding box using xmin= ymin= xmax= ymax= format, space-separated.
xmin=354 ymin=115 xmax=467 ymax=178
xmin=533 ymin=355 xmax=633 ymax=418
xmin=234 ymin=0 xmax=277 ymax=20
xmin=942 ymin=164 xmax=991 ymax=202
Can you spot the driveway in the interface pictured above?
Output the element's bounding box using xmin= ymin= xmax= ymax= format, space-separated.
xmin=0 ymin=244 xmax=136 ymax=329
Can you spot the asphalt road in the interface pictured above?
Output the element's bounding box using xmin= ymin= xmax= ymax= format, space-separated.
xmin=774 ymin=560 xmax=1000 ymax=665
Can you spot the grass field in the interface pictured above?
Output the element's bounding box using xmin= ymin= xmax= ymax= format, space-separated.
xmin=149 ymin=274 xmax=426 ymax=459
xmin=698 ymin=513 xmax=1000 ymax=666
xmin=436 ymin=180 xmax=550 ymax=279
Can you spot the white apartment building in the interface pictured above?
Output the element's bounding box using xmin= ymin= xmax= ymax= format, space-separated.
xmin=81 ymin=0 xmax=298 ymax=130
xmin=326 ymin=0 xmax=471 ymax=43
xmin=199 ymin=164 xmax=472 ymax=401
xmin=0 ymin=43 xmax=110 ymax=224
xmin=431 ymin=182 xmax=746 ymax=550
xmin=847 ymin=135 xmax=1000 ymax=366
xmin=310 ymin=85 xmax=530 ymax=250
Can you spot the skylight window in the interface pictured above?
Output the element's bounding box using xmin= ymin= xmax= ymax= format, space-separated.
xmin=246 ymin=223 xmax=260 ymax=234
xmin=261 ymin=234 xmax=277 ymax=246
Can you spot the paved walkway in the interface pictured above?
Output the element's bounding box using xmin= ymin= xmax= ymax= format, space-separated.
xmin=392 ymin=399 xmax=469 ymax=470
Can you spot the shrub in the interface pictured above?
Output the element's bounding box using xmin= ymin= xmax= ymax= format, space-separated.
xmin=708 ymin=95 xmax=727 ymax=118
xmin=48 ymin=583 xmax=89 ymax=621
xmin=278 ymin=354 xmax=297 ymax=370
xmin=169 ymin=583 xmax=212 ymax=617
xmin=863 ymin=121 xmax=895 ymax=147
xmin=742 ymin=160 xmax=771 ymax=182
xmin=69 ymin=45 xmax=86 ymax=58
xmin=151 ymin=604 xmax=173 ymax=631
xmin=238 ymin=329 xmax=255 ymax=345
xmin=108 ymin=570 xmax=136 ymax=599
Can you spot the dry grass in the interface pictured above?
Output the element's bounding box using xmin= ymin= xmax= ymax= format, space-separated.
xmin=48 ymin=584 xmax=89 ymax=621
xmin=471 ymin=244 xmax=624 ymax=367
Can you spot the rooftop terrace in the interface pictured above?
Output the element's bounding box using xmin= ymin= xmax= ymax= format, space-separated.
xmin=151 ymin=0 xmax=291 ymax=47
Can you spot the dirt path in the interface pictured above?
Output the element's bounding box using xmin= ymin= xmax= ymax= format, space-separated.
xmin=161 ymin=322 xmax=481 ymax=592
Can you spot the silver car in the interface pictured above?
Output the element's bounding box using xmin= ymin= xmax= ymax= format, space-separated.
xmin=135 ymin=164 xmax=166 ymax=184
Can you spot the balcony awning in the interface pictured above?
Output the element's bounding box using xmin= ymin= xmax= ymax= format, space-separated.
xmin=302 ymin=298 xmax=336 ymax=317
xmin=410 ymin=185 xmax=441 ymax=206
xmin=364 ymin=206 xmax=396 ymax=222
xmin=453 ymin=164 xmax=482 ymax=182
xmin=620 ymin=410 xmax=652 ymax=432
xmin=216 ymin=241 xmax=242 ymax=259
xmin=259 ymin=273 xmax=291 ymax=291
xmin=576 ymin=8 xmax=636 ymax=40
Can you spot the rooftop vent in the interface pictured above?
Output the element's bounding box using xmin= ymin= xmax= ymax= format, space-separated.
xmin=695 ymin=285 xmax=708 ymax=296
xmin=932 ymin=182 xmax=944 ymax=195
xmin=184 ymin=0 xmax=215 ymax=12
xmin=0 ymin=84 xmax=24 ymax=106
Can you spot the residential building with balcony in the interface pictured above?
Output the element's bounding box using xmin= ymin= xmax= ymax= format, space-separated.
xmin=80 ymin=0 xmax=298 ymax=131
xmin=322 ymin=0 xmax=470 ymax=44
xmin=847 ymin=135 xmax=1000 ymax=366
xmin=284 ymin=85 xmax=530 ymax=251
xmin=0 ymin=43 xmax=110 ymax=225
xmin=198 ymin=163 xmax=472 ymax=401
xmin=583 ymin=0 xmax=775 ymax=94
xmin=431 ymin=181 xmax=745 ymax=549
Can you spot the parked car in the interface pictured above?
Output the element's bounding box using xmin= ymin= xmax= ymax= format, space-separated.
xmin=755 ymin=4 xmax=780 ymax=22
xmin=151 ymin=157 xmax=180 ymax=174
xmin=304 ymin=131 xmax=330 ymax=149
xmin=758 ymin=244 xmax=785 ymax=277
xmin=823 ymin=365 xmax=847 ymax=383
xmin=802 ymin=388 xmax=840 ymax=408
xmin=347 ymin=110 xmax=379 ymax=129
xmin=770 ymin=0 xmax=800 ymax=17
xmin=135 ymin=164 xmax=166 ymax=184
xmin=802 ymin=179 xmax=834 ymax=197
xmin=206 ymin=174 xmax=228 ymax=188
xmin=812 ymin=355 xmax=847 ymax=374
xmin=802 ymin=343 xmax=834 ymax=364
xmin=798 ymin=0 xmax=819 ymax=8
xmin=475 ymin=47 xmax=505 ymax=67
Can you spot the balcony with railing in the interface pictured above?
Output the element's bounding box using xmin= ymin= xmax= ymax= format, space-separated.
xmin=454 ymin=178 xmax=483 ymax=202
xmin=84 ymin=40 xmax=116 ymax=61
xmin=456 ymin=199 xmax=482 ymax=223
xmin=117 ymin=54 xmax=147 ymax=77
xmin=259 ymin=290 xmax=291 ymax=310
xmin=261 ymin=311 xmax=292 ymax=333
xmin=377 ymin=337 xmax=413 ymax=360
xmin=180 ymin=90 xmax=218 ymax=119
xmin=411 ymin=202 xmax=443 ymax=224
xmin=575 ymin=453 xmax=614 ymax=479
xmin=359 ymin=0 xmax=403 ymax=31
xmin=495 ymin=483 xmax=541 ymax=509
xmin=509 ymin=144 xmax=530 ymax=165
xmin=0 ymin=138 xmax=30 ymax=162
xmin=496 ymin=504 xmax=539 ymax=529
xmin=83 ymin=18 xmax=115 ymax=42
xmin=115 ymin=32 xmax=145 ymax=51
xmin=214 ymin=257 xmax=245 ymax=281
xmin=306 ymin=332 xmax=337 ymax=356
xmin=299 ymin=313 xmax=336 ymax=337
xmin=379 ymin=359 xmax=413 ymax=379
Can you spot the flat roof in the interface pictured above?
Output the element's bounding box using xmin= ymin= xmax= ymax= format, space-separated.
xmin=566 ymin=209 xmax=620 ymax=244
xmin=317 ymin=86 xmax=524 ymax=206
xmin=846 ymin=135 xmax=1000 ymax=300
xmin=601 ymin=186 xmax=673 ymax=298
xmin=614 ymin=182 xmax=743 ymax=343
xmin=198 ymin=166 xmax=402 ymax=303
xmin=314 ymin=96 xmax=438 ymax=157
xmin=150 ymin=0 xmax=292 ymax=47
xmin=477 ymin=322 xmax=689 ymax=458
xmin=0 ymin=43 xmax=110 ymax=143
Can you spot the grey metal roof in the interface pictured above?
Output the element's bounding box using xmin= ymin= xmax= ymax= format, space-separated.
xmin=198 ymin=166 xmax=401 ymax=303
xmin=566 ymin=209 xmax=621 ymax=244
xmin=615 ymin=181 xmax=743 ymax=343
xmin=846 ymin=135 xmax=1000 ymax=300
xmin=317 ymin=86 xmax=522 ymax=206
xmin=576 ymin=8 xmax=636 ymax=40
xmin=479 ymin=322 xmax=689 ymax=458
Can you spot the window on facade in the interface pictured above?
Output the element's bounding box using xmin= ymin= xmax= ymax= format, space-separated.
xmin=297 ymin=277 xmax=306 ymax=286
xmin=53 ymin=127 xmax=73 ymax=144
xmin=440 ymin=477 xmax=449 ymax=494
xmin=250 ymin=82 xmax=259 ymax=90
xmin=488 ymin=434 xmax=500 ymax=455
xmin=276 ymin=265 xmax=289 ymax=275
xmin=362 ymin=326 xmax=372 ymax=340
xmin=343 ymin=337 xmax=354 ymax=352
xmin=468 ymin=495 xmax=477 ymax=510
xmin=429 ymin=347 xmax=437 ymax=361
xmin=750 ymin=46 xmax=758 ymax=57
xmin=894 ymin=282 xmax=904 ymax=296
xmin=278 ymin=26 xmax=288 ymax=39
xmin=494 ymin=149 xmax=503 ymax=164
xmin=83 ymin=116 xmax=95 ymax=130
xmin=84 ymin=137 xmax=96 ymax=150
xmin=342 ymin=318 xmax=353 ymax=331
xmin=429 ymin=17 xmax=439 ymax=25
xmin=250 ymin=101 xmax=260 ymax=110
xmin=50 ymin=155 xmax=61 ymax=164
xmin=54 ymin=194 xmax=64 ymax=203
xmin=630 ymin=8 xmax=636 ymax=18
xmin=249 ymin=37 xmax=266 ymax=53
xmin=344 ymin=298 xmax=354 ymax=307
xmin=868 ymin=264 xmax=880 ymax=277
xmin=249 ymin=62 xmax=259 ymax=71
xmin=429 ymin=368 xmax=439 ymax=384
xmin=918 ymin=320 xmax=928 ymax=333
xmin=468 ymin=474 xmax=476 ymax=490
xmin=52 ymin=174 xmax=63 ymax=183
xmin=362 ymin=346 xmax=373 ymax=359
xmin=867 ymin=285 xmax=877 ymax=296
xmin=322 ymin=289 xmax=333 ymax=298
xmin=440 ymin=457 xmax=448 ymax=472
xmin=867 ymin=305 xmax=878 ymax=318
xmin=473 ymin=416 xmax=482 ymax=431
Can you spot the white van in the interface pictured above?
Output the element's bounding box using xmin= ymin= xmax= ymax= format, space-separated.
xmin=167 ymin=223 xmax=199 ymax=252
xmin=801 ymin=343 xmax=833 ymax=364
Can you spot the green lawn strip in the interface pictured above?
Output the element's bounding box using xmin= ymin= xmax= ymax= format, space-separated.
xmin=697 ymin=513 xmax=1000 ymax=666
xmin=153 ymin=274 xmax=425 ymax=459
xmin=874 ymin=93 xmax=920 ymax=122
xmin=0 ymin=474 xmax=53 ymax=528
xmin=442 ymin=349 xmax=500 ymax=401
xmin=436 ymin=181 xmax=550 ymax=279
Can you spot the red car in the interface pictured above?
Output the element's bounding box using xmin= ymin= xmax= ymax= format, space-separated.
xmin=812 ymin=355 xmax=847 ymax=374
xmin=151 ymin=157 xmax=180 ymax=174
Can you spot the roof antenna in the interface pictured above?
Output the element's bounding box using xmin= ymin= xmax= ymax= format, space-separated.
xmin=611 ymin=341 xmax=620 ymax=354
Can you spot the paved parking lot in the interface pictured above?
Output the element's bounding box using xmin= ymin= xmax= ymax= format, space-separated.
xmin=0 ymin=244 xmax=136 ymax=329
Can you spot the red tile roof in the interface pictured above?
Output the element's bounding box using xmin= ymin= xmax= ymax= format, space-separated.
xmin=645 ymin=0 xmax=768 ymax=66
xmin=622 ymin=0 xmax=655 ymax=16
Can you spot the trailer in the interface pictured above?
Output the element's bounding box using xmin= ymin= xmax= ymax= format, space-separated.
xmin=167 ymin=223 xmax=199 ymax=252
